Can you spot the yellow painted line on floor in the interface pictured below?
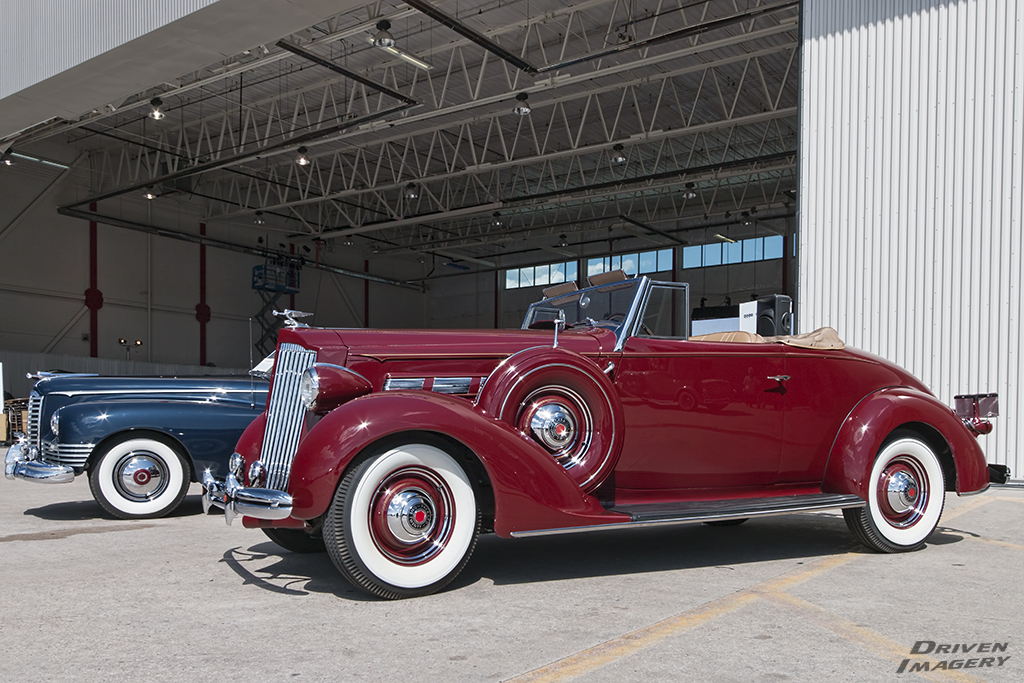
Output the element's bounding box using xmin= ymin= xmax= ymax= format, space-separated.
xmin=941 ymin=495 xmax=994 ymax=522
xmin=505 ymin=553 xmax=857 ymax=683
xmin=756 ymin=590 xmax=986 ymax=683
xmin=966 ymin=536 xmax=1024 ymax=552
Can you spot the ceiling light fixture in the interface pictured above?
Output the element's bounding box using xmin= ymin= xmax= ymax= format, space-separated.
xmin=365 ymin=34 xmax=434 ymax=70
xmin=492 ymin=211 xmax=503 ymax=226
xmin=611 ymin=144 xmax=627 ymax=165
xmin=683 ymin=182 xmax=697 ymax=200
xmin=373 ymin=19 xmax=396 ymax=48
xmin=1 ymin=150 xmax=13 ymax=166
xmin=295 ymin=146 xmax=310 ymax=166
xmin=741 ymin=211 xmax=754 ymax=226
xmin=342 ymin=237 xmax=354 ymax=246
xmin=148 ymin=97 xmax=166 ymax=120
xmin=143 ymin=186 xmax=157 ymax=200
xmin=513 ymin=92 xmax=531 ymax=116
xmin=254 ymin=210 xmax=266 ymax=225
xmin=556 ymin=234 xmax=569 ymax=248
xmin=405 ymin=182 xmax=419 ymax=199
xmin=714 ymin=233 xmax=736 ymax=243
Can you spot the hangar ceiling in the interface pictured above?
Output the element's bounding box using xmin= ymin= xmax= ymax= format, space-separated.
xmin=6 ymin=0 xmax=800 ymax=281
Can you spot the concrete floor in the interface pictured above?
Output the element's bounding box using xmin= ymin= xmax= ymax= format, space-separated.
xmin=0 ymin=476 xmax=1021 ymax=683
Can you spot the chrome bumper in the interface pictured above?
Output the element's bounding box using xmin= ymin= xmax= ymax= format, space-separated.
xmin=5 ymin=442 xmax=75 ymax=484
xmin=201 ymin=469 xmax=293 ymax=525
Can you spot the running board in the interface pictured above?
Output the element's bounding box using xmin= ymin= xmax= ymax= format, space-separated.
xmin=510 ymin=493 xmax=865 ymax=538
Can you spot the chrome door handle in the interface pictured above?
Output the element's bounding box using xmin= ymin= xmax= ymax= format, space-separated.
xmin=767 ymin=375 xmax=791 ymax=382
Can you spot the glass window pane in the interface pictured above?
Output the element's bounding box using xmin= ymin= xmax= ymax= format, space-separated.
xmin=566 ymin=261 xmax=578 ymax=283
xmin=703 ymin=243 xmax=722 ymax=267
xmin=658 ymin=249 xmax=673 ymax=272
xmin=621 ymin=254 xmax=638 ymax=276
xmin=535 ymin=264 xmax=550 ymax=286
xmin=683 ymin=246 xmax=702 ymax=269
xmin=520 ymin=267 xmax=534 ymax=287
xmin=587 ymin=258 xmax=605 ymax=277
xmin=742 ymin=238 xmax=757 ymax=262
xmin=505 ymin=269 xmax=519 ymax=289
xmin=610 ymin=255 xmax=621 ymax=271
xmin=724 ymin=241 xmax=743 ymax=264
xmin=764 ymin=235 xmax=784 ymax=260
xmin=550 ymin=262 xmax=565 ymax=284
xmin=639 ymin=251 xmax=657 ymax=273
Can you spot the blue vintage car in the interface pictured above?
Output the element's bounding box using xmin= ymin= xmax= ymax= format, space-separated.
xmin=5 ymin=370 xmax=268 ymax=519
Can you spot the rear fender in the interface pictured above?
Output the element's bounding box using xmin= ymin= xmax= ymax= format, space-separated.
xmin=287 ymin=392 xmax=621 ymax=535
xmin=823 ymin=387 xmax=989 ymax=497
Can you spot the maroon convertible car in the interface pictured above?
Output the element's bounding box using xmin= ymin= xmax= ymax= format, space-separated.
xmin=203 ymin=274 xmax=1005 ymax=599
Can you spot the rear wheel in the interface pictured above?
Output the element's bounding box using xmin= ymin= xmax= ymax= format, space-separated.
xmin=324 ymin=441 xmax=480 ymax=599
xmin=88 ymin=434 xmax=190 ymax=519
xmin=844 ymin=433 xmax=945 ymax=552
xmin=262 ymin=528 xmax=325 ymax=553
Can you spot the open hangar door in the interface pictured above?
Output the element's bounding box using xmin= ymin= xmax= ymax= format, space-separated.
xmin=0 ymin=0 xmax=800 ymax=372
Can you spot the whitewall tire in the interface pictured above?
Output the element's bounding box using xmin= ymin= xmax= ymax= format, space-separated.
xmin=324 ymin=441 xmax=480 ymax=599
xmin=88 ymin=434 xmax=190 ymax=519
xmin=843 ymin=433 xmax=945 ymax=552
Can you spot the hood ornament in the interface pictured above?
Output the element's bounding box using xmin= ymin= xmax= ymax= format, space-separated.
xmin=273 ymin=309 xmax=313 ymax=328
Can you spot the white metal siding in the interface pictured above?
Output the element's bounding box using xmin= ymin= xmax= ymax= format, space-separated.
xmin=0 ymin=0 xmax=218 ymax=99
xmin=799 ymin=0 xmax=1022 ymax=477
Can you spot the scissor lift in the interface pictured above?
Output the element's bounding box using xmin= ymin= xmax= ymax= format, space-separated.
xmin=252 ymin=261 xmax=300 ymax=356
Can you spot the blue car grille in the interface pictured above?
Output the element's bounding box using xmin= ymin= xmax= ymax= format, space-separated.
xmin=41 ymin=441 xmax=94 ymax=469
xmin=26 ymin=392 xmax=42 ymax=447
xmin=261 ymin=343 xmax=317 ymax=491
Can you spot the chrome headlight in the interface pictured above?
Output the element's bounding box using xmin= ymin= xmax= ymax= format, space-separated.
xmin=228 ymin=452 xmax=245 ymax=479
xmin=50 ymin=410 xmax=61 ymax=438
xmin=299 ymin=366 xmax=320 ymax=411
xmin=248 ymin=460 xmax=267 ymax=488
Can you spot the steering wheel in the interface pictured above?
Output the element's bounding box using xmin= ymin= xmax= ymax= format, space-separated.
xmin=607 ymin=312 xmax=653 ymax=336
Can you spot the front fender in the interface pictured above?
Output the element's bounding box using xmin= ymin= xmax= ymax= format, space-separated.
xmin=57 ymin=400 xmax=262 ymax=477
xmin=823 ymin=386 xmax=990 ymax=497
xmin=287 ymin=392 xmax=622 ymax=535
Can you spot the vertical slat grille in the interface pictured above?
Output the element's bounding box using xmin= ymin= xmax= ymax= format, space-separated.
xmin=260 ymin=343 xmax=317 ymax=491
xmin=26 ymin=392 xmax=42 ymax=447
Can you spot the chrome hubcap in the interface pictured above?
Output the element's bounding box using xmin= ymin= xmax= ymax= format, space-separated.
xmin=877 ymin=457 xmax=928 ymax=528
xmin=114 ymin=451 xmax=168 ymax=501
xmin=885 ymin=469 xmax=919 ymax=513
xmin=530 ymin=402 xmax=577 ymax=451
xmin=385 ymin=489 xmax=437 ymax=543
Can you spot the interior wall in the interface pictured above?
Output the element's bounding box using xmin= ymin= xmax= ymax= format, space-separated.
xmin=0 ymin=155 xmax=428 ymax=368
xmin=799 ymin=0 xmax=1023 ymax=474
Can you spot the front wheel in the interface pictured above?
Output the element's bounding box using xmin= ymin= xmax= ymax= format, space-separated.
xmin=844 ymin=433 xmax=946 ymax=553
xmin=88 ymin=434 xmax=190 ymax=519
xmin=324 ymin=441 xmax=480 ymax=599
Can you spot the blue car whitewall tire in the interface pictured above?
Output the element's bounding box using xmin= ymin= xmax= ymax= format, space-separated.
xmin=88 ymin=433 xmax=190 ymax=519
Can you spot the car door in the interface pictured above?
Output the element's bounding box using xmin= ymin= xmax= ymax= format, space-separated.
xmin=612 ymin=336 xmax=787 ymax=492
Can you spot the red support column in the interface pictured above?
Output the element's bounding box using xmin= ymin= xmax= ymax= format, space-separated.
xmin=195 ymin=223 xmax=211 ymax=366
xmin=84 ymin=202 xmax=103 ymax=358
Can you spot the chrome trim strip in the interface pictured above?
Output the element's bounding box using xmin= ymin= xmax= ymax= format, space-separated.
xmin=41 ymin=441 xmax=95 ymax=468
xmin=990 ymin=480 xmax=1024 ymax=489
xmin=47 ymin=388 xmax=267 ymax=397
xmin=509 ymin=496 xmax=867 ymax=538
xmin=384 ymin=377 xmax=425 ymax=391
xmin=260 ymin=343 xmax=317 ymax=491
xmin=432 ymin=377 xmax=473 ymax=394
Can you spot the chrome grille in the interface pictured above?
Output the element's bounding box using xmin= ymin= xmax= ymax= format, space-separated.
xmin=41 ymin=441 xmax=94 ymax=468
xmin=26 ymin=392 xmax=42 ymax=446
xmin=260 ymin=343 xmax=317 ymax=491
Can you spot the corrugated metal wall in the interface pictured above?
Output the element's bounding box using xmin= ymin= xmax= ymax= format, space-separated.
xmin=0 ymin=0 xmax=218 ymax=100
xmin=799 ymin=0 xmax=1022 ymax=476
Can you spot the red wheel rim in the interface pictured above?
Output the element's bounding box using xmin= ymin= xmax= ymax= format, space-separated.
xmin=368 ymin=466 xmax=455 ymax=566
xmin=875 ymin=456 xmax=928 ymax=528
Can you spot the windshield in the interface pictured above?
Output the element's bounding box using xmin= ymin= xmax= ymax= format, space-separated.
xmin=522 ymin=279 xmax=643 ymax=338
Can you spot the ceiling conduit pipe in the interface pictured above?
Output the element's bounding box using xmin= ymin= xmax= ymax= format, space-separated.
xmin=56 ymin=207 xmax=424 ymax=292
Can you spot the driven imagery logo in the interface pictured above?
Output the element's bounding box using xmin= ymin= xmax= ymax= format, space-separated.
xmin=896 ymin=641 xmax=1010 ymax=674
